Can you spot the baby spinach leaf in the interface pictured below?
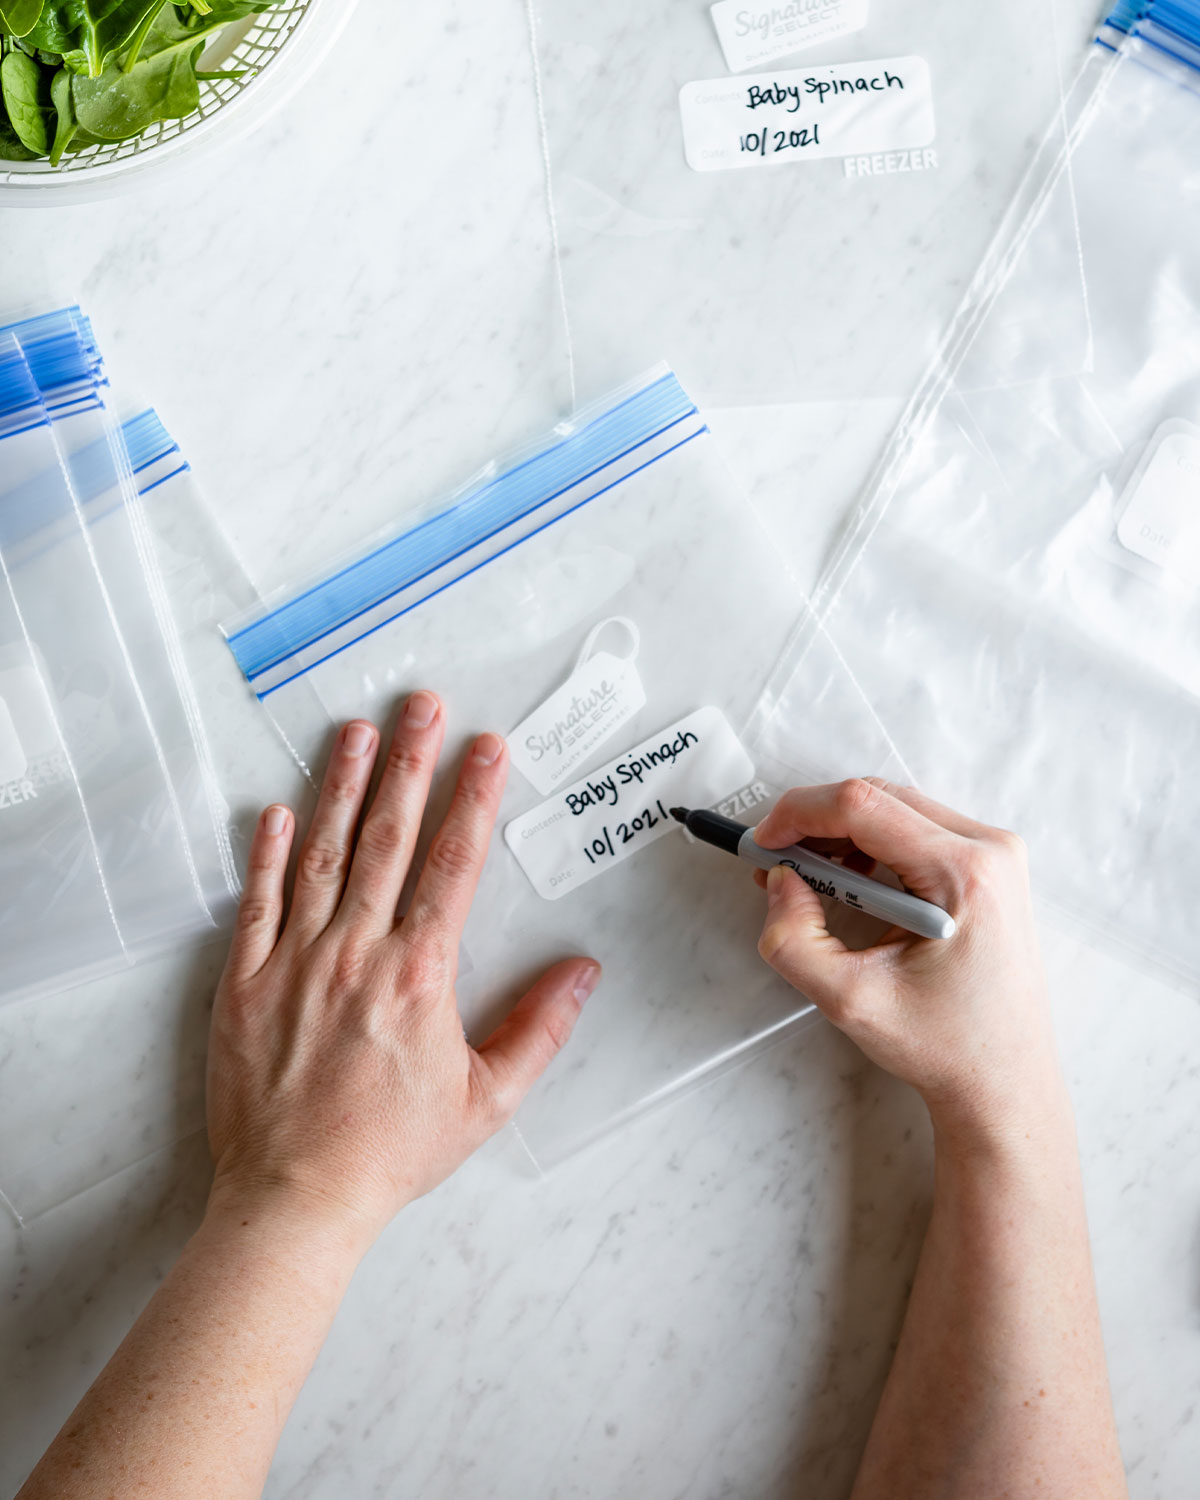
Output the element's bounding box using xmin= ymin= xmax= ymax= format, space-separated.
xmin=0 ymin=120 xmax=38 ymax=156
xmin=49 ymin=63 xmax=75 ymax=161
xmin=183 ymin=1 xmax=282 ymax=24
xmin=0 ymin=0 xmax=45 ymax=42
xmin=26 ymin=0 xmax=167 ymax=77
xmin=61 ymin=121 xmax=101 ymax=148
xmin=0 ymin=90 xmax=38 ymax=157
xmin=21 ymin=7 xmax=73 ymax=53
xmin=72 ymin=52 xmax=195 ymax=138
xmin=1 ymin=48 xmax=53 ymax=155
xmin=70 ymin=8 xmax=223 ymax=138
xmin=116 ymin=0 xmax=165 ymax=68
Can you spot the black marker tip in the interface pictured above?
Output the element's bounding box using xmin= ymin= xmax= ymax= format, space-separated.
xmin=670 ymin=806 xmax=690 ymax=824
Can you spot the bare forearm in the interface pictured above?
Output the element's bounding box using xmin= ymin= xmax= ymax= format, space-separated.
xmin=851 ymin=1099 xmax=1127 ymax=1500
xmin=17 ymin=1194 xmax=360 ymax=1500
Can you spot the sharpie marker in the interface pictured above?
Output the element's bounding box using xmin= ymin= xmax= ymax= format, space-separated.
xmin=670 ymin=807 xmax=956 ymax=941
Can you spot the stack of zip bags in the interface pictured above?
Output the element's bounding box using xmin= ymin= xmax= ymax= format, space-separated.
xmin=4 ymin=0 xmax=1200 ymax=1192
xmin=0 ymin=308 xmax=286 ymax=1011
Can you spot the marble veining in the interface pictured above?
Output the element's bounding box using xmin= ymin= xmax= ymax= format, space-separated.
xmin=0 ymin=0 xmax=1195 ymax=1496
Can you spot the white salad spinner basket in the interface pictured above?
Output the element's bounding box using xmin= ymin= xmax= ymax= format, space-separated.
xmin=0 ymin=0 xmax=357 ymax=203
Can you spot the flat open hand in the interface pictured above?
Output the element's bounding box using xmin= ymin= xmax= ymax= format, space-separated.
xmin=206 ymin=692 xmax=600 ymax=1253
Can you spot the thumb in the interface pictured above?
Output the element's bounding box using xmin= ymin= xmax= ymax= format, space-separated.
xmin=472 ymin=958 xmax=601 ymax=1126
xmin=758 ymin=865 xmax=853 ymax=1012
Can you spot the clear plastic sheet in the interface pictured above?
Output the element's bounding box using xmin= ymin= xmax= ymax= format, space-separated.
xmin=0 ymin=406 xmax=300 ymax=1225
xmin=0 ymin=310 xmax=218 ymax=972
xmin=68 ymin=410 xmax=239 ymax=922
xmin=225 ymin=368 xmax=907 ymax=1165
xmin=0 ymin=333 xmax=131 ymax=1002
xmin=118 ymin=408 xmax=308 ymax=855
xmin=530 ymin=0 xmax=1078 ymax=403
xmin=752 ymin=8 xmax=1200 ymax=985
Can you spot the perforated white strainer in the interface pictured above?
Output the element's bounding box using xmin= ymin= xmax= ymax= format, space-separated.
xmin=0 ymin=0 xmax=357 ymax=204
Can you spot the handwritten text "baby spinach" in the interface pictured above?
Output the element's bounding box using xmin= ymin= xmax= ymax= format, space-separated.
xmin=745 ymin=70 xmax=905 ymax=112
xmin=563 ymin=726 xmax=700 ymax=817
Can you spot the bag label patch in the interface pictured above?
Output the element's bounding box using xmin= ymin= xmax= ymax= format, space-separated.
xmin=504 ymin=706 xmax=754 ymax=901
xmin=1116 ymin=421 xmax=1200 ymax=584
xmin=710 ymin=0 xmax=869 ymax=74
xmin=679 ymin=55 xmax=934 ymax=173
xmin=508 ymin=618 xmax=646 ymax=795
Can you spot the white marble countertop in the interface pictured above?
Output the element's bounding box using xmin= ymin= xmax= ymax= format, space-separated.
xmin=2 ymin=1 xmax=1198 ymax=1496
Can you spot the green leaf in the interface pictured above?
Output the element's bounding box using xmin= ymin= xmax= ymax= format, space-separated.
xmin=26 ymin=1 xmax=168 ymax=78
xmin=70 ymin=8 xmax=221 ymax=138
xmin=61 ymin=121 xmax=101 ymax=148
xmin=0 ymin=90 xmax=38 ymax=157
xmin=0 ymin=107 xmax=37 ymax=155
xmin=0 ymin=0 xmax=45 ymax=41
xmin=49 ymin=62 xmax=74 ymax=161
xmin=0 ymin=48 xmax=53 ymax=154
xmin=182 ymin=1 xmax=282 ymax=23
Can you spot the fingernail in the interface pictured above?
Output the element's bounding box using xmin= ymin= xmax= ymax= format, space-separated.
xmin=264 ymin=805 xmax=290 ymax=835
xmin=573 ymin=963 xmax=601 ymax=1004
xmin=343 ymin=721 xmax=375 ymax=757
xmin=471 ymin=732 xmax=504 ymax=766
xmin=403 ymin=691 xmax=438 ymax=728
xmin=766 ymin=865 xmax=785 ymax=909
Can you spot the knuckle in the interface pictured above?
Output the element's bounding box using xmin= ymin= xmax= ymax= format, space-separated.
xmin=457 ymin=768 xmax=495 ymax=804
xmin=483 ymin=1073 xmax=522 ymax=1128
xmin=398 ymin=938 xmax=451 ymax=1000
xmin=386 ymin=738 xmax=430 ymax=781
xmin=961 ymin=836 xmax=1022 ymax=897
xmin=322 ymin=767 xmax=362 ymax=807
xmin=540 ymin=1006 xmax=576 ymax=1055
xmin=834 ymin=776 xmax=880 ymax=819
xmin=237 ymin=898 xmax=278 ymax=933
xmin=298 ymin=838 xmax=346 ymax=884
xmin=988 ymin=826 xmax=1027 ymax=861
xmin=425 ymin=830 xmax=478 ymax=883
xmin=757 ymin=920 xmax=789 ymax=966
xmin=357 ymin=813 xmax=409 ymax=862
xmin=330 ymin=942 xmax=367 ymax=993
xmin=829 ymin=989 xmax=865 ymax=1030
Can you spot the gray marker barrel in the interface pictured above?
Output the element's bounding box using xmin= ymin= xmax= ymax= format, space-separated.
xmin=671 ymin=807 xmax=956 ymax=942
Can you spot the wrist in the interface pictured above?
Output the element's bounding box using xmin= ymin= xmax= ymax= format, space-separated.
xmin=924 ymin=1073 xmax=1077 ymax=1171
xmin=202 ymin=1176 xmax=377 ymax=1280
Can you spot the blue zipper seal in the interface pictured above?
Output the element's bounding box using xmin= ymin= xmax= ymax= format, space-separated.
xmin=228 ymin=369 xmax=705 ymax=691
xmin=1101 ymin=0 xmax=1200 ymax=61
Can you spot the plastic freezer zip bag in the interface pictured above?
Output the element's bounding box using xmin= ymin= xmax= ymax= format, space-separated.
xmin=226 ymin=368 xmax=904 ymax=1164
xmin=75 ymin=411 xmax=240 ymax=916
xmin=2 ymin=308 xmax=219 ymax=957
xmin=529 ymin=0 xmax=1079 ymax=404
xmin=1 ymin=408 xmax=302 ymax=1226
xmin=115 ymin=407 xmax=309 ymax=859
xmin=0 ymin=333 xmax=132 ymax=1003
xmin=2 ymin=318 xmax=238 ymax=922
xmin=751 ymin=3 xmax=1200 ymax=986
xmin=48 ymin=355 xmax=240 ymax=919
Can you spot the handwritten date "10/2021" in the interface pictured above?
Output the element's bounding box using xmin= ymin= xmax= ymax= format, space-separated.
xmin=740 ymin=122 xmax=820 ymax=156
xmin=582 ymin=799 xmax=671 ymax=866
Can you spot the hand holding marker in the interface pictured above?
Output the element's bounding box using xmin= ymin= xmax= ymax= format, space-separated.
xmin=670 ymin=807 xmax=956 ymax=941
